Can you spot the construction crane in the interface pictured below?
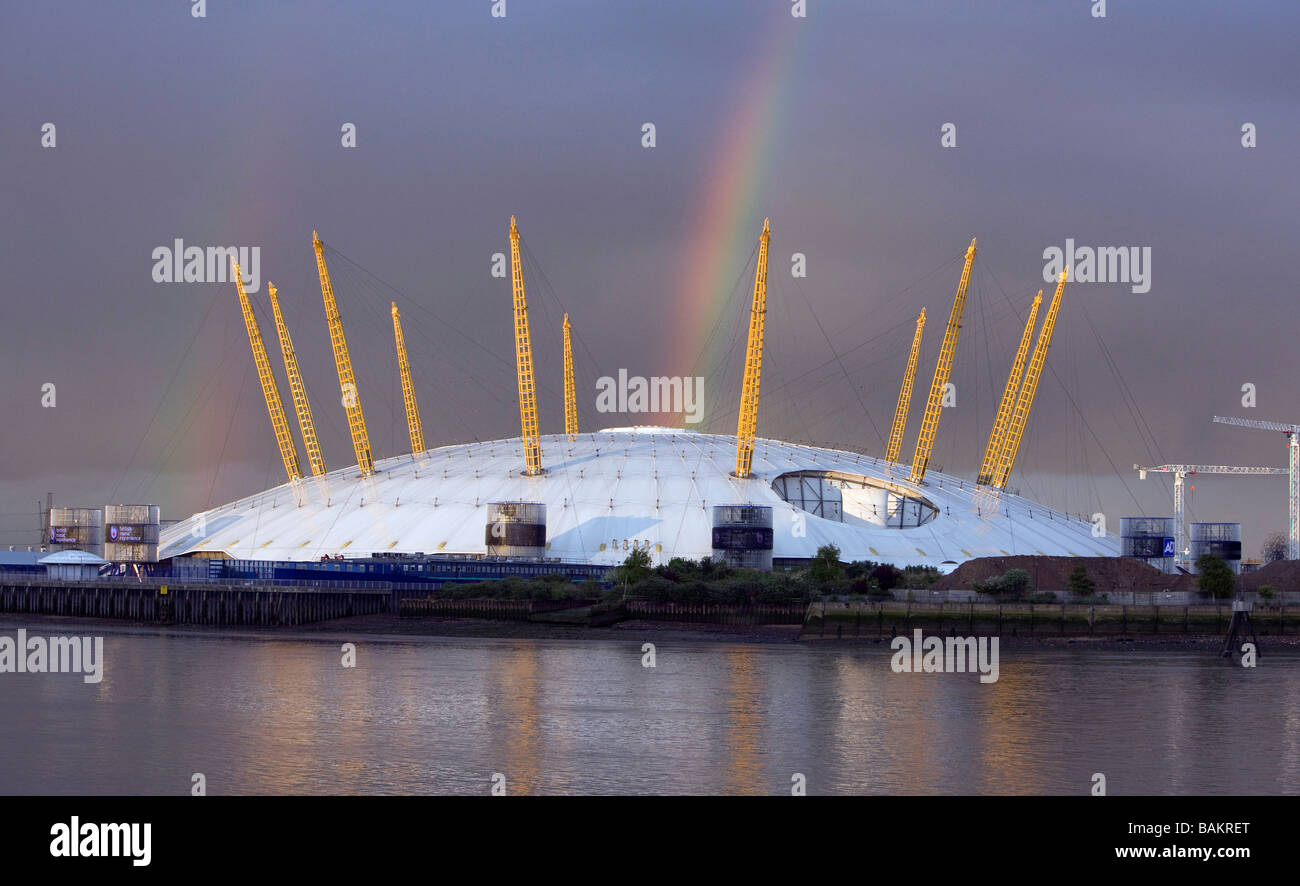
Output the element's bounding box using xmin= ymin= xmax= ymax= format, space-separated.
xmin=885 ymin=308 xmax=926 ymax=464
xmin=391 ymin=302 xmax=426 ymax=456
xmin=1136 ymin=463 xmax=1286 ymax=570
xmin=977 ymin=290 xmax=1042 ymax=485
xmin=313 ymin=231 xmax=374 ymax=476
xmin=232 ymin=262 xmax=301 ymax=482
xmin=990 ymin=270 xmax=1067 ymax=490
xmin=508 ymin=216 xmax=543 ymax=475
xmin=562 ymin=313 xmax=578 ymax=437
xmin=267 ymin=282 xmax=326 ymax=477
xmin=1212 ymin=415 xmax=1300 ymax=559
xmin=734 ymin=218 xmax=771 ymax=479
xmin=909 ymin=237 xmax=976 ymax=484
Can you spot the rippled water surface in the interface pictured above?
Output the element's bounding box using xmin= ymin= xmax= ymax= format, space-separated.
xmin=1 ymin=620 xmax=1297 ymax=794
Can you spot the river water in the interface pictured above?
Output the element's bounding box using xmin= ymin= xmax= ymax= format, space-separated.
xmin=1 ymin=620 xmax=1296 ymax=795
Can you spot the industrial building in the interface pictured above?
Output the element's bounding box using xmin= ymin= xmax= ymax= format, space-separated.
xmin=152 ymin=219 xmax=1123 ymax=571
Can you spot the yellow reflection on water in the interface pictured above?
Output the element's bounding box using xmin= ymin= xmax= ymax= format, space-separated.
xmin=978 ymin=659 xmax=1043 ymax=795
xmin=492 ymin=643 xmax=542 ymax=795
xmin=723 ymin=647 xmax=764 ymax=795
xmin=252 ymin=642 xmax=333 ymax=793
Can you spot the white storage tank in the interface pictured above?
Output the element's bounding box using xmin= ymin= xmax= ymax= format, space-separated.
xmin=712 ymin=504 xmax=774 ymax=571
xmin=485 ymin=502 xmax=547 ymax=558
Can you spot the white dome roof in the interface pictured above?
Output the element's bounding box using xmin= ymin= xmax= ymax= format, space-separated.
xmin=159 ymin=428 xmax=1117 ymax=568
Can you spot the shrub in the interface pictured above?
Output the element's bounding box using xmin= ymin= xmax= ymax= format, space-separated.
xmin=979 ymin=569 xmax=1031 ymax=599
xmin=710 ymin=578 xmax=752 ymax=606
xmin=900 ymin=565 xmax=942 ymax=589
xmin=630 ymin=576 xmax=677 ymax=603
xmin=655 ymin=556 xmax=703 ymax=582
xmin=549 ymin=582 xmax=582 ymax=600
xmin=1067 ymin=566 xmax=1096 ymax=597
xmin=697 ymin=557 xmax=731 ymax=580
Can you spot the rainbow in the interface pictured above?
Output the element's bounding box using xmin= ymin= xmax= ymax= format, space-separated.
xmin=669 ymin=20 xmax=803 ymax=422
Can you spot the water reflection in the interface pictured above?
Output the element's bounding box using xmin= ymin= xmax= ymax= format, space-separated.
xmin=1 ymin=623 xmax=1297 ymax=795
xmin=723 ymin=648 xmax=763 ymax=795
xmin=979 ymin=661 xmax=1044 ymax=795
xmin=490 ymin=643 xmax=542 ymax=796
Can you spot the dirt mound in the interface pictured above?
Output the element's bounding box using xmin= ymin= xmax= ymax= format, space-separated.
xmin=1240 ymin=559 xmax=1300 ymax=592
xmin=931 ymin=556 xmax=1196 ymax=593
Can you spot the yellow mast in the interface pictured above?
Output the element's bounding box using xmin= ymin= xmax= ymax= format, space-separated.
xmin=909 ymin=238 xmax=977 ymax=484
xmin=509 ymin=216 xmax=543 ymax=475
xmin=562 ymin=313 xmax=578 ymax=437
xmin=391 ymin=302 xmax=426 ymax=456
xmin=267 ymin=282 xmax=326 ymax=477
xmin=734 ymin=218 xmax=771 ymax=479
xmin=232 ymin=263 xmax=301 ymax=481
xmin=977 ymin=290 xmax=1042 ymax=485
xmin=885 ymin=307 xmax=926 ymax=463
xmin=312 ymin=231 xmax=374 ymax=476
xmin=991 ymin=270 xmax=1068 ymax=490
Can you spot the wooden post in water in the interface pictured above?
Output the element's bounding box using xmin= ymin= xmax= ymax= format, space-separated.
xmin=1221 ymin=599 xmax=1260 ymax=660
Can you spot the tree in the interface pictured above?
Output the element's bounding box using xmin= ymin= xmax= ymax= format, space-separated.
xmin=617 ymin=548 xmax=653 ymax=590
xmin=870 ymin=564 xmax=902 ymax=591
xmin=1261 ymin=532 xmax=1288 ymax=563
xmin=843 ymin=560 xmax=876 ymax=579
xmin=1067 ymin=566 xmax=1096 ymax=597
xmin=655 ymin=556 xmax=699 ymax=582
xmin=1196 ymin=553 xmax=1235 ymax=599
xmin=808 ymin=544 xmax=842 ymax=585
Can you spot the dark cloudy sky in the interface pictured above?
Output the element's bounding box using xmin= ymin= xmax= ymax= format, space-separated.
xmin=2 ymin=0 xmax=1297 ymax=555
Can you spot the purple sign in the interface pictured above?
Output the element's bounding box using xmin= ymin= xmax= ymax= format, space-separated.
xmin=107 ymin=524 xmax=146 ymax=543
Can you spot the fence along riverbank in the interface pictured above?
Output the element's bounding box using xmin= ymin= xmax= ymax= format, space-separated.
xmin=0 ymin=578 xmax=391 ymax=626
